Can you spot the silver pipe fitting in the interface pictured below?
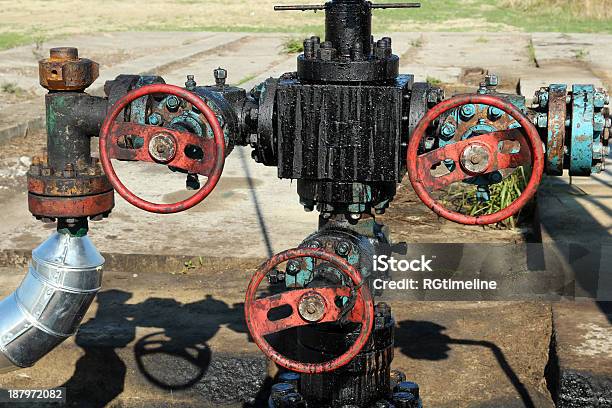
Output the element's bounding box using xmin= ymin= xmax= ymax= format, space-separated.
xmin=0 ymin=231 xmax=103 ymax=373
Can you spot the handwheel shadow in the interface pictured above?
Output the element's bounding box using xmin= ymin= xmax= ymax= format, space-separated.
xmin=56 ymin=290 xmax=249 ymax=408
xmin=396 ymin=319 xmax=538 ymax=408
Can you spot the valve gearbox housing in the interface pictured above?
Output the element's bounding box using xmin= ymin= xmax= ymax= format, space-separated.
xmin=275 ymin=75 xmax=413 ymax=183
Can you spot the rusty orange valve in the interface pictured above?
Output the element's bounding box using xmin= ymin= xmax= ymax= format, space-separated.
xmin=39 ymin=47 xmax=99 ymax=92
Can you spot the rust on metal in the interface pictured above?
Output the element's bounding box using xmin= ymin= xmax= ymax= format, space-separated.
xmin=415 ymin=129 xmax=532 ymax=192
xmin=244 ymin=247 xmax=374 ymax=374
xmin=99 ymin=83 xmax=226 ymax=214
xmin=546 ymin=85 xmax=568 ymax=176
xmin=407 ymin=94 xmax=545 ymax=226
xmin=107 ymin=123 xmax=217 ymax=175
xmin=28 ymin=191 xmax=114 ymax=218
xmin=39 ymin=47 xmax=99 ymax=91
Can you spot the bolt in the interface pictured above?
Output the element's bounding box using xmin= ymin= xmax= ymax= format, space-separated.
xmin=279 ymin=392 xmax=305 ymax=408
xmin=320 ymin=44 xmax=336 ymax=61
xmin=166 ymin=96 xmax=181 ymax=111
xmin=270 ymin=383 xmax=296 ymax=406
xmin=303 ymin=39 xmax=315 ymax=59
xmin=592 ymin=163 xmax=603 ymax=173
xmin=298 ymin=293 xmax=326 ymax=322
xmin=460 ymin=104 xmax=476 ymax=120
xmin=336 ymin=241 xmax=351 ymax=256
xmin=485 ymin=73 xmax=499 ymax=87
xmin=308 ymin=240 xmax=322 ymax=249
xmin=148 ymin=113 xmax=163 ymax=126
xmin=214 ymin=67 xmax=227 ymax=87
xmin=395 ymin=381 xmax=420 ymax=398
xmin=441 ymin=123 xmax=456 ymax=139
xmin=488 ymin=106 xmax=504 ymax=121
xmin=390 ymin=370 xmax=407 ymax=384
xmin=250 ymin=107 xmax=259 ymax=122
xmin=185 ymin=75 xmax=196 ymax=91
xmin=29 ymin=164 xmax=40 ymax=176
xmin=351 ymin=41 xmax=364 ymax=61
xmin=286 ymin=261 xmax=300 ymax=275
xmin=491 ymin=171 xmax=503 ymax=183
xmin=63 ymin=163 xmax=75 ymax=178
xmin=594 ymin=91 xmax=607 ymax=108
xmin=349 ymin=213 xmax=362 ymax=221
xmin=393 ymin=392 xmax=418 ymax=408
xmin=534 ymin=113 xmax=548 ymax=128
xmin=278 ymin=372 xmax=300 ymax=390
xmin=594 ymin=113 xmax=606 ymax=132
xmin=536 ymin=88 xmax=549 ymax=108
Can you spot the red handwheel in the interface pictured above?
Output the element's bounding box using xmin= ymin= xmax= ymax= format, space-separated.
xmin=407 ymin=94 xmax=545 ymax=225
xmin=245 ymin=248 xmax=374 ymax=374
xmin=99 ymin=84 xmax=226 ymax=214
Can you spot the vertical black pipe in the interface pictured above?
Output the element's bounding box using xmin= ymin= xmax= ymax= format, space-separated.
xmin=325 ymin=0 xmax=372 ymax=57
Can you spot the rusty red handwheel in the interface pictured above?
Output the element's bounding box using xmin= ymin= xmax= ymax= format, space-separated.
xmin=244 ymin=248 xmax=374 ymax=374
xmin=99 ymin=84 xmax=225 ymax=214
xmin=407 ymin=94 xmax=545 ymax=225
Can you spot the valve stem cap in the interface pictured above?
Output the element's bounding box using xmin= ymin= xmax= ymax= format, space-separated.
xmin=39 ymin=47 xmax=99 ymax=92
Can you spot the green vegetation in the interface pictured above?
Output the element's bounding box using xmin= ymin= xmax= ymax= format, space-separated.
xmin=0 ymin=82 xmax=26 ymax=96
xmin=426 ymin=76 xmax=442 ymax=86
xmin=574 ymin=48 xmax=590 ymax=61
xmin=0 ymin=0 xmax=610 ymax=51
xmin=0 ymin=33 xmax=34 ymax=50
xmin=527 ymin=38 xmax=539 ymax=67
xmin=445 ymin=167 xmax=529 ymax=229
xmin=283 ymin=37 xmax=305 ymax=54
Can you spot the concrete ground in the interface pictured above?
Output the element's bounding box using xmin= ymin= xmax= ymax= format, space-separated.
xmin=0 ymin=31 xmax=610 ymax=407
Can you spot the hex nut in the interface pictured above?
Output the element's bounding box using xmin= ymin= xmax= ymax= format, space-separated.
xmin=39 ymin=47 xmax=99 ymax=91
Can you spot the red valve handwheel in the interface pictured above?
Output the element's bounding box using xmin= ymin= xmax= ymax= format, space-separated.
xmin=245 ymin=248 xmax=374 ymax=374
xmin=99 ymin=84 xmax=226 ymax=214
xmin=407 ymin=94 xmax=544 ymax=225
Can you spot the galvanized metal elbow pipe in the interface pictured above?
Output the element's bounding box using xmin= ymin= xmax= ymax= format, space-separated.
xmin=0 ymin=231 xmax=103 ymax=373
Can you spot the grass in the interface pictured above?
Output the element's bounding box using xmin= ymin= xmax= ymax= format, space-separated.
xmin=527 ymin=38 xmax=539 ymax=67
xmin=445 ymin=167 xmax=529 ymax=229
xmin=0 ymin=0 xmax=610 ymax=51
xmin=0 ymin=33 xmax=35 ymax=50
xmin=426 ymin=76 xmax=443 ymax=86
xmin=574 ymin=48 xmax=590 ymax=61
xmin=283 ymin=37 xmax=304 ymax=54
xmin=0 ymin=82 xmax=26 ymax=96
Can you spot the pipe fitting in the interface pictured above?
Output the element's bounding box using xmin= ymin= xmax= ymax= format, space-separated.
xmin=39 ymin=47 xmax=99 ymax=92
xmin=0 ymin=231 xmax=103 ymax=373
